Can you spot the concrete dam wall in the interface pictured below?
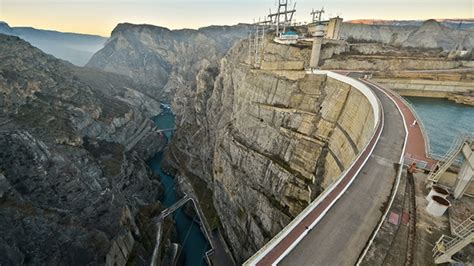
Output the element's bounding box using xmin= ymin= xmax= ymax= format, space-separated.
xmin=166 ymin=38 xmax=381 ymax=261
xmin=320 ymin=73 xmax=377 ymax=188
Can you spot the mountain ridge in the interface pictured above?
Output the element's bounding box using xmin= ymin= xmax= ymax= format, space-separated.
xmin=0 ymin=21 xmax=107 ymax=66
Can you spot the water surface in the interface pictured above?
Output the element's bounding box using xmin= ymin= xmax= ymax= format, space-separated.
xmin=149 ymin=112 xmax=210 ymax=266
xmin=404 ymin=97 xmax=474 ymax=159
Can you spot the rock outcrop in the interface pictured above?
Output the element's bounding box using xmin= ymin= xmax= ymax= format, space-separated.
xmin=0 ymin=34 xmax=169 ymax=265
xmin=86 ymin=23 xmax=250 ymax=101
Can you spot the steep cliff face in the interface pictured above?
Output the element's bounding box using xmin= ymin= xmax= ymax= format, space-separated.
xmin=86 ymin=23 xmax=249 ymax=100
xmin=0 ymin=34 xmax=169 ymax=265
xmin=166 ymin=37 xmax=376 ymax=261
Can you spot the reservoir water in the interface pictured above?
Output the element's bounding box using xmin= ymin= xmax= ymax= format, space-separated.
xmin=404 ymin=97 xmax=474 ymax=159
xmin=149 ymin=112 xmax=210 ymax=266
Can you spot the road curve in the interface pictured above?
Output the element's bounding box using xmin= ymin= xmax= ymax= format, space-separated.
xmin=278 ymin=80 xmax=406 ymax=266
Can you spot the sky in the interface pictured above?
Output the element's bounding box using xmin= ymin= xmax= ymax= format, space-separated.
xmin=0 ymin=0 xmax=472 ymax=36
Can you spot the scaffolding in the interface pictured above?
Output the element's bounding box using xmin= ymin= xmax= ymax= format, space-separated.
xmin=248 ymin=19 xmax=270 ymax=68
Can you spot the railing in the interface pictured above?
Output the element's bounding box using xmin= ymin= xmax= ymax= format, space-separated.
xmin=396 ymin=95 xmax=432 ymax=157
xmin=427 ymin=134 xmax=472 ymax=182
xmin=363 ymin=79 xmax=434 ymax=167
xmin=452 ymin=215 xmax=474 ymax=238
xmin=433 ymin=215 xmax=474 ymax=264
xmin=404 ymin=156 xmax=428 ymax=170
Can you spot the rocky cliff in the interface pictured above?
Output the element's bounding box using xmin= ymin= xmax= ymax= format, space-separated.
xmin=165 ymin=36 xmax=376 ymax=262
xmin=86 ymin=23 xmax=250 ymax=101
xmin=0 ymin=34 xmax=170 ymax=265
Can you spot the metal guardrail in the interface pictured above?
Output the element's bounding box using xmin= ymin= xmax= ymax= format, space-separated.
xmin=452 ymin=215 xmax=474 ymax=238
xmin=396 ymin=96 xmax=432 ymax=157
xmin=433 ymin=217 xmax=474 ymax=264
xmin=427 ymin=133 xmax=473 ymax=182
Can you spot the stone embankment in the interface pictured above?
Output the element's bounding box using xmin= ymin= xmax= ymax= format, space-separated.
xmin=372 ymin=71 xmax=474 ymax=106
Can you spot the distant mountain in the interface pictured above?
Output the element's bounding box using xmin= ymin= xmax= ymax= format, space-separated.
xmin=347 ymin=19 xmax=474 ymax=30
xmin=340 ymin=19 xmax=474 ymax=50
xmin=0 ymin=21 xmax=107 ymax=66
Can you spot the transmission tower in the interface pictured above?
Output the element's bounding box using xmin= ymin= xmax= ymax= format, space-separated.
xmin=268 ymin=0 xmax=296 ymax=35
xmin=310 ymin=7 xmax=325 ymax=23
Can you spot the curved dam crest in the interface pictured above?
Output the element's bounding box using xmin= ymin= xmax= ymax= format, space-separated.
xmin=245 ymin=70 xmax=385 ymax=265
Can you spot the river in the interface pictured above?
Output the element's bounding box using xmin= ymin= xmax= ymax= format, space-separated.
xmin=404 ymin=97 xmax=474 ymax=159
xmin=148 ymin=112 xmax=210 ymax=266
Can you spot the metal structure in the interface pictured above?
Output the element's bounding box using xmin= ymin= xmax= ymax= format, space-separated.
xmin=433 ymin=215 xmax=474 ymax=264
xmin=310 ymin=7 xmax=324 ymax=23
xmin=154 ymin=193 xmax=217 ymax=264
xmin=248 ymin=19 xmax=269 ymax=68
xmin=268 ymin=0 xmax=296 ymax=35
xmin=427 ymin=134 xmax=474 ymax=198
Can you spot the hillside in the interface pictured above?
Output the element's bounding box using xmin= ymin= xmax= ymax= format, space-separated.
xmin=0 ymin=21 xmax=107 ymax=66
xmin=0 ymin=34 xmax=172 ymax=265
xmin=347 ymin=19 xmax=474 ymax=30
xmin=340 ymin=19 xmax=474 ymax=50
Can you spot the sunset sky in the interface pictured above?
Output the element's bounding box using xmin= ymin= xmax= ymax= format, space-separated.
xmin=0 ymin=0 xmax=472 ymax=36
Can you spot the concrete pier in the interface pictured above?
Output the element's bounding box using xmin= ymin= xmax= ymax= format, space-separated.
xmin=309 ymin=37 xmax=322 ymax=68
xmin=454 ymin=142 xmax=474 ymax=199
xmin=309 ymin=25 xmax=324 ymax=69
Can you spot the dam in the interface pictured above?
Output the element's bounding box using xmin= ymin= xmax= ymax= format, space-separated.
xmin=244 ymin=70 xmax=407 ymax=265
xmin=241 ymin=2 xmax=472 ymax=264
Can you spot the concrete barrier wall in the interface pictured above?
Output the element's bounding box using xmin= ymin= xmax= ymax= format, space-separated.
xmin=374 ymin=78 xmax=473 ymax=98
xmin=317 ymin=72 xmax=378 ymax=188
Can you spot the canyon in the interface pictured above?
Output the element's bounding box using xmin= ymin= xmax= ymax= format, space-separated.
xmin=1 ymin=16 xmax=473 ymax=265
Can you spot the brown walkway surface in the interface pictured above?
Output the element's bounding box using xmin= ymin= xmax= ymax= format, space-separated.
xmin=363 ymin=79 xmax=437 ymax=170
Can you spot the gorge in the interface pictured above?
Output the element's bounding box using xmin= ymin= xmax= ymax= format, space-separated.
xmin=1 ymin=15 xmax=473 ymax=265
